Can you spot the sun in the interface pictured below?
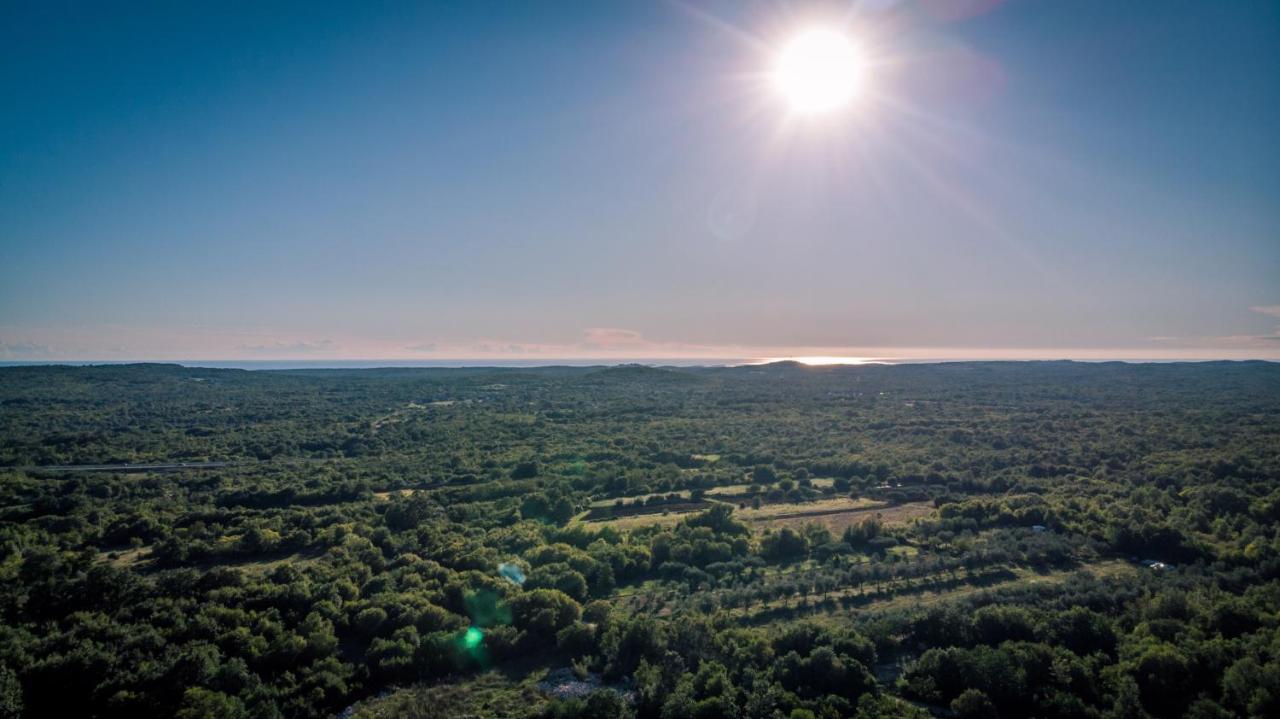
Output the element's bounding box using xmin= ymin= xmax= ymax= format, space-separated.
xmin=773 ymin=28 xmax=865 ymax=115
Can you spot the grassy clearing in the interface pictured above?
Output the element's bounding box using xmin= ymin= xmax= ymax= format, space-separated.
xmin=373 ymin=488 xmax=419 ymax=500
xmin=705 ymin=483 xmax=755 ymax=497
xmin=736 ymin=496 xmax=885 ymax=521
xmin=176 ymin=547 xmax=331 ymax=576
xmin=98 ymin=545 xmax=329 ymax=575
xmin=583 ymin=500 xmax=712 ymax=522
xmin=370 ymin=402 xmax=431 ymax=431
xmin=351 ymin=669 xmax=548 ymax=719
xmin=579 ymin=511 xmax=692 ymax=531
xmin=101 ymin=546 xmax=151 ymax=568
xmin=589 ymin=490 xmax=689 ymax=508
xmin=752 ymin=500 xmax=935 ymax=534
xmin=612 ymin=578 xmax=665 ymax=599
xmin=705 ymin=477 xmax=836 ymax=498
xmin=228 ymin=549 xmax=328 ymax=575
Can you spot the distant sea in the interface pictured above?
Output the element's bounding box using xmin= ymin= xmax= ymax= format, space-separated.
xmin=0 ymin=359 xmax=754 ymax=370
xmin=0 ymin=357 xmax=1249 ymax=370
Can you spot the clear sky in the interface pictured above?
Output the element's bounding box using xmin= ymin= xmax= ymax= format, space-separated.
xmin=2 ymin=0 xmax=1277 ymax=362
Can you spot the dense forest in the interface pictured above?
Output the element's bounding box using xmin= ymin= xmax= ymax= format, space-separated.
xmin=1 ymin=361 xmax=1279 ymax=718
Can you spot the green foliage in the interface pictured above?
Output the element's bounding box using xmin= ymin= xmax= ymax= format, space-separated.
xmin=1 ymin=361 xmax=1279 ymax=717
xmin=950 ymin=688 xmax=997 ymax=719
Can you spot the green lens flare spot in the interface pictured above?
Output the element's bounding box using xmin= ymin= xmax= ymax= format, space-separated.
xmin=463 ymin=626 xmax=483 ymax=649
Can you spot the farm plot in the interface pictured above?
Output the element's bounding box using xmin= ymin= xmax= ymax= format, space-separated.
xmin=747 ymin=499 xmax=935 ymax=533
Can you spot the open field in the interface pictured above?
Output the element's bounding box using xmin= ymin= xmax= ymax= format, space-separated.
xmin=98 ymin=545 xmax=329 ymax=575
xmin=588 ymin=490 xmax=689 ymax=507
xmin=705 ymin=483 xmax=756 ymax=497
xmin=704 ymin=477 xmax=837 ymax=497
xmin=582 ymin=500 xmax=713 ymax=521
xmin=577 ymin=510 xmax=692 ymax=530
xmin=734 ymin=495 xmax=884 ymax=520
xmin=373 ymin=488 xmax=418 ymax=500
xmin=370 ymin=402 xmax=430 ymax=431
xmin=102 ymin=545 xmax=151 ymax=568
xmin=351 ymin=669 xmax=549 ymax=719
xmin=750 ymin=499 xmax=935 ymax=533
xmin=580 ymin=497 xmax=934 ymax=533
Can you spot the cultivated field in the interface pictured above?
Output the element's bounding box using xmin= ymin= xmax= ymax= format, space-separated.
xmin=749 ymin=499 xmax=936 ymax=533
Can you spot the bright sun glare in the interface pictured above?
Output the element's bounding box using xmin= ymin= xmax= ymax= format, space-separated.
xmin=773 ymin=28 xmax=865 ymax=115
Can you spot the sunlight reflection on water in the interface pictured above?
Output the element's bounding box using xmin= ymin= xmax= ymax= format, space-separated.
xmin=750 ymin=356 xmax=895 ymax=366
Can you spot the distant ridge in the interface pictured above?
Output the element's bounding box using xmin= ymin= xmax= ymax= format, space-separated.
xmin=579 ymin=364 xmax=703 ymax=383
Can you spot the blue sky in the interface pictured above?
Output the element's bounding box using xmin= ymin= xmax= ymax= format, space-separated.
xmin=1 ymin=0 xmax=1277 ymax=361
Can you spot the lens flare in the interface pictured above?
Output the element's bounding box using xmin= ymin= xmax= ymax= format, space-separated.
xmin=463 ymin=626 xmax=484 ymax=650
xmin=498 ymin=561 xmax=527 ymax=586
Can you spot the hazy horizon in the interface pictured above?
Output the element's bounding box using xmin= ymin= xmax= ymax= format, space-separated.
xmin=5 ymin=347 xmax=1274 ymax=365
